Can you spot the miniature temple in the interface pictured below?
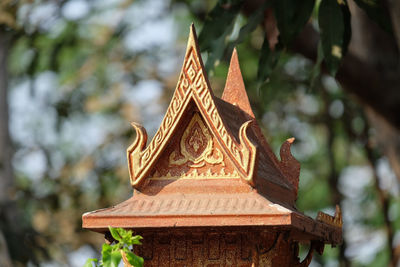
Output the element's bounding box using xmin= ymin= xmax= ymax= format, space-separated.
xmin=82 ymin=24 xmax=342 ymax=266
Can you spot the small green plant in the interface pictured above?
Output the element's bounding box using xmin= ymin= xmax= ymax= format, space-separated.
xmin=84 ymin=226 xmax=144 ymax=267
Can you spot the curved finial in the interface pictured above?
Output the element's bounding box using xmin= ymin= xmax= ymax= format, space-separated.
xmin=279 ymin=137 xmax=300 ymax=195
xmin=334 ymin=205 xmax=343 ymax=227
xmin=129 ymin=122 xmax=147 ymax=151
xmin=237 ymin=120 xmax=257 ymax=186
xmin=127 ymin=122 xmax=148 ymax=186
xmin=317 ymin=205 xmax=343 ymax=228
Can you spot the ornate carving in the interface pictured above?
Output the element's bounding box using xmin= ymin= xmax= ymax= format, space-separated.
xmin=169 ymin=113 xmax=224 ymax=168
xmin=126 ymin=122 xmax=147 ymax=180
xmin=317 ymin=205 xmax=343 ymax=228
xmin=279 ymin=137 xmax=300 ymax=194
xmin=135 ymin=230 xmax=320 ymax=267
xmin=127 ymin=24 xmax=257 ymax=188
xmin=149 ymin=168 xmax=239 ymax=181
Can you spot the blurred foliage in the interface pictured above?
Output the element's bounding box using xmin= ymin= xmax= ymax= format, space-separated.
xmin=0 ymin=0 xmax=399 ymax=266
xmin=195 ymin=0 xmax=389 ymax=77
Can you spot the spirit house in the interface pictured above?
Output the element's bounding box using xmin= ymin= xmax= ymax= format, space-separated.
xmin=82 ymin=24 xmax=342 ymax=267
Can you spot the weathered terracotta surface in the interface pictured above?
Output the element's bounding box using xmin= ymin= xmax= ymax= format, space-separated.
xmin=132 ymin=228 xmax=322 ymax=267
xmin=82 ymin=24 xmax=342 ymax=266
xmin=222 ymin=48 xmax=255 ymax=119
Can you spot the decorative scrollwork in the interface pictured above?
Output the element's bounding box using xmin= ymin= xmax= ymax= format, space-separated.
xmin=149 ymin=168 xmax=240 ymax=180
xmin=317 ymin=205 xmax=343 ymax=228
xmin=280 ymin=137 xmax=300 ymax=194
xmin=169 ymin=113 xmax=224 ymax=168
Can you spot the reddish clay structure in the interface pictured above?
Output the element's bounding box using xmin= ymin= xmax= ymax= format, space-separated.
xmin=82 ymin=24 xmax=342 ymax=266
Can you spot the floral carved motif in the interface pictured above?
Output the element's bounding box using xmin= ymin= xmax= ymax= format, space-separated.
xmin=169 ymin=113 xmax=224 ymax=168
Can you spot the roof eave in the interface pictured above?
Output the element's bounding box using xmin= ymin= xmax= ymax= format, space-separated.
xmin=82 ymin=212 xmax=341 ymax=245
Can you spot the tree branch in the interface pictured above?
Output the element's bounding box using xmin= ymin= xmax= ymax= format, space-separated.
xmin=386 ymin=0 xmax=400 ymax=53
xmin=0 ymin=27 xmax=14 ymax=267
xmin=292 ymin=24 xmax=400 ymax=130
xmin=365 ymin=141 xmax=396 ymax=267
xmin=321 ymin=85 xmax=351 ymax=267
xmin=0 ymin=28 xmax=13 ymax=203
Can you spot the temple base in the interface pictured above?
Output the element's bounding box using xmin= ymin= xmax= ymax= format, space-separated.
xmin=116 ymin=227 xmax=323 ymax=267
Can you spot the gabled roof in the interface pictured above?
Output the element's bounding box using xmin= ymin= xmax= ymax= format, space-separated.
xmin=126 ymin=24 xmax=299 ymax=205
xmin=127 ymin=25 xmax=257 ymax=189
xmin=82 ymin=24 xmax=342 ymax=246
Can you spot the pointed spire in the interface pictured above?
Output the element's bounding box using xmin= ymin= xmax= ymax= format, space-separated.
xmin=222 ymin=48 xmax=255 ymax=118
xmin=184 ymin=24 xmax=207 ymax=75
xmin=187 ymin=23 xmax=199 ymax=52
xmin=185 ymin=23 xmax=205 ymax=71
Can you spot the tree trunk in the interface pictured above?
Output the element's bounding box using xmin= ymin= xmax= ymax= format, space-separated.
xmin=0 ymin=27 xmax=14 ymax=267
xmin=290 ymin=1 xmax=400 ymax=182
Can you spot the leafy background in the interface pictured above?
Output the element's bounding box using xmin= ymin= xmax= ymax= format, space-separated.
xmin=0 ymin=0 xmax=399 ymax=266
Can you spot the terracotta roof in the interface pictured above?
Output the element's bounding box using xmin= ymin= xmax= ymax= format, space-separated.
xmin=83 ymin=180 xmax=341 ymax=245
xmin=84 ymin=193 xmax=288 ymax=217
xmin=213 ymin=97 xmax=296 ymax=202
xmin=123 ymin=24 xmax=298 ymax=204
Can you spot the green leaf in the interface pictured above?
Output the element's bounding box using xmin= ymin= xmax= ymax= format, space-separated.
xmin=116 ymin=227 xmax=131 ymax=242
xmin=199 ymin=0 xmax=244 ymax=72
xmin=340 ymin=1 xmax=352 ymax=56
xmin=113 ymin=228 xmax=142 ymax=246
xmin=318 ymin=0 xmax=351 ymax=76
xmin=83 ymin=258 xmax=98 ymax=267
xmin=204 ymin=33 xmax=227 ymax=73
xmin=108 ymin=226 xmax=122 ymax=242
xmin=198 ymin=0 xmax=243 ymax=51
xmin=102 ymin=228 xmax=143 ymax=267
xmin=123 ymin=248 xmax=144 ymax=267
xmin=228 ymin=1 xmax=271 ymax=50
xmin=110 ymin=250 xmax=122 ymax=267
xmin=310 ymin=41 xmax=324 ymax=89
xmin=130 ymin=235 xmax=143 ymax=245
xmin=101 ymin=243 xmax=112 ymax=266
xmin=102 ymin=243 xmax=112 ymax=254
xmin=257 ymin=37 xmax=281 ymax=84
xmin=102 ymin=245 xmax=122 ymax=267
xmin=273 ymin=0 xmax=315 ymax=45
xmin=353 ymin=0 xmax=393 ymax=33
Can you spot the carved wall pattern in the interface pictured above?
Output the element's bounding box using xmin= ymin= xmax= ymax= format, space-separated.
xmin=127 ymin=32 xmax=257 ymax=187
xmin=133 ymin=229 xmax=312 ymax=267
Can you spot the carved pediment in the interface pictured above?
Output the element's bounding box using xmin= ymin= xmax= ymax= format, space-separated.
xmin=149 ymin=112 xmax=240 ymax=181
xmin=127 ymin=24 xmax=257 ymax=189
